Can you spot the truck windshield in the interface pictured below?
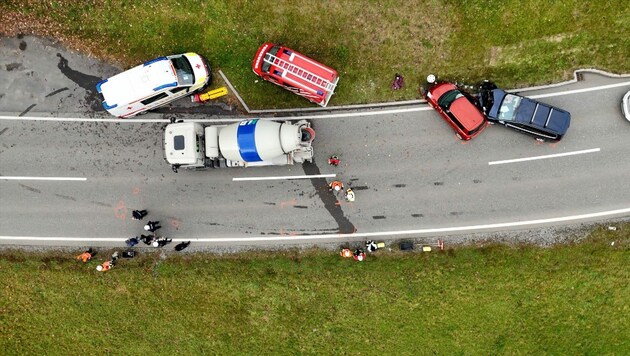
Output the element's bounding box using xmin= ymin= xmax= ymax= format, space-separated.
xmin=438 ymin=89 xmax=464 ymax=110
xmin=262 ymin=46 xmax=280 ymax=73
xmin=171 ymin=56 xmax=195 ymax=86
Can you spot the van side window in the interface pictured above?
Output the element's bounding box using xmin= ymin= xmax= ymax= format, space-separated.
xmin=141 ymin=92 xmax=169 ymax=105
xmin=170 ymin=87 xmax=188 ymax=95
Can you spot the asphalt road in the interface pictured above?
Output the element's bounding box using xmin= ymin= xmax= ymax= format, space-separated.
xmin=1 ymin=36 xmax=629 ymax=247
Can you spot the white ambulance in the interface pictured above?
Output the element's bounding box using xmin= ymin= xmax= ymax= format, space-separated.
xmin=97 ymin=53 xmax=211 ymax=118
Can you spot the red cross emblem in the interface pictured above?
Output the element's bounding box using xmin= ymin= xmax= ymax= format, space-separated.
xmin=127 ymin=106 xmax=133 ymax=110
xmin=195 ymin=64 xmax=201 ymax=69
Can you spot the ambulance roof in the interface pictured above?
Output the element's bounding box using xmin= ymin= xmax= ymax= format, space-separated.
xmin=97 ymin=57 xmax=178 ymax=108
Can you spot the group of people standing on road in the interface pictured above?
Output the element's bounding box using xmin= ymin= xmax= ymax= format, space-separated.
xmin=76 ymin=209 xmax=192 ymax=272
xmin=327 ymin=155 xmax=355 ymax=202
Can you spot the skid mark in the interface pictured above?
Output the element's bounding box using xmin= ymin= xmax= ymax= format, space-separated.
xmin=411 ymin=213 xmax=424 ymax=218
xmin=19 ymin=184 xmax=41 ymax=194
xmin=394 ymin=184 xmax=406 ymax=188
xmin=293 ymin=205 xmax=308 ymax=209
xmin=350 ymin=186 xmax=369 ymax=191
xmin=263 ymin=202 xmax=276 ymax=206
xmin=54 ymin=193 xmax=76 ymax=201
xmin=372 ymin=215 xmax=386 ymax=220
xmin=45 ymin=87 xmax=69 ymax=97
xmin=280 ymin=199 xmax=297 ymax=208
xmin=90 ymin=201 xmax=111 ymax=208
xmin=0 ymin=128 xmax=9 ymax=136
xmin=19 ymin=104 xmax=36 ymax=117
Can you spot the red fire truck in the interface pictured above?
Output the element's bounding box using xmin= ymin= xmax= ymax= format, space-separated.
xmin=252 ymin=43 xmax=339 ymax=107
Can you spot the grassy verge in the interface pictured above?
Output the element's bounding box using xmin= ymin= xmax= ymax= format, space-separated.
xmin=1 ymin=1 xmax=629 ymax=109
xmin=1 ymin=224 xmax=629 ymax=353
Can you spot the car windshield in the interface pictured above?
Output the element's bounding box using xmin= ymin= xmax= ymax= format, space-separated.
xmin=437 ymin=89 xmax=464 ymax=110
xmin=170 ymin=56 xmax=195 ymax=86
xmin=498 ymin=94 xmax=522 ymax=121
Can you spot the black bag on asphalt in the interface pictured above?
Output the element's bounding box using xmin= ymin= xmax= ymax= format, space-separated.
xmin=399 ymin=242 xmax=414 ymax=251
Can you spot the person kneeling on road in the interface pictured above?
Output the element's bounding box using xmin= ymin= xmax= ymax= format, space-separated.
xmin=345 ymin=188 xmax=355 ymax=202
xmin=152 ymin=237 xmax=172 ymax=248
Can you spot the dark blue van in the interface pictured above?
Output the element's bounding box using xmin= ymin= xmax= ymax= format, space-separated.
xmin=478 ymin=81 xmax=571 ymax=141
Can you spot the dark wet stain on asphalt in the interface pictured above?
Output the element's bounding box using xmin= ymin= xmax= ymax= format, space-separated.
xmin=372 ymin=215 xmax=386 ymax=220
xmin=434 ymin=181 xmax=443 ymax=186
xmin=303 ymin=161 xmax=356 ymax=234
xmin=450 ymin=211 xmax=463 ymax=216
xmin=411 ymin=213 xmax=424 ymax=218
xmin=394 ymin=184 xmax=406 ymax=188
xmin=19 ymin=104 xmax=36 ymax=117
xmin=19 ymin=41 xmax=27 ymax=50
xmin=56 ymin=53 xmax=104 ymax=111
xmin=5 ymin=63 xmax=23 ymax=71
xmin=45 ymin=87 xmax=69 ymax=97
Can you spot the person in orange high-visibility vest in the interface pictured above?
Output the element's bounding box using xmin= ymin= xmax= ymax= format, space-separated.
xmin=340 ymin=248 xmax=353 ymax=258
xmin=76 ymin=248 xmax=94 ymax=263
xmin=328 ymin=180 xmax=344 ymax=193
xmin=96 ymin=260 xmax=113 ymax=272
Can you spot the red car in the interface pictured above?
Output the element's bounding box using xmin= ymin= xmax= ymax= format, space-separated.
xmin=425 ymin=80 xmax=488 ymax=140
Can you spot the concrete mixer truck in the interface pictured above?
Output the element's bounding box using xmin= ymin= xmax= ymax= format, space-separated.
xmin=163 ymin=119 xmax=315 ymax=172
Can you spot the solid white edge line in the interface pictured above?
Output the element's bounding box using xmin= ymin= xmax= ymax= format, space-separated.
xmin=489 ymin=148 xmax=600 ymax=165
xmin=1 ymin=81 xmax=628 ymax=123
xmin=0 ymin=176 xmax=87 ymax=181
xmin=233 ymin=174 xmax=336 ymax=181
xmin=527 ymin=81 xmax=630 ymax=99
xmin=2 ymin=207 xmax=629 ymax=243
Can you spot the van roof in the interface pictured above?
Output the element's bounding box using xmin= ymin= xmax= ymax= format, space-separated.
xmin=98 ymin=57 xmax=178 ymax=108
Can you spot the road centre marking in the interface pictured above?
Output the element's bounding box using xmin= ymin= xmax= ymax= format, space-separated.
xmin=488 ymin=148 xmax=600 ymax=165
xmin=233 ymin=174 xmax=335 ymax=181
xmin=1 ymin=207 xmax=629 ymax=243
xmin=0 ymin=176 xmax=87 ymax=181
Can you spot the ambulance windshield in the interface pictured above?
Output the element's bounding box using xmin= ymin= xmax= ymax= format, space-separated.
xmin=171 ymin=56 xmax=195 ymax=86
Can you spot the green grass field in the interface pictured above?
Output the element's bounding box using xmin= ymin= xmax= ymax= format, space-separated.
xmin=1 ymin=224 xmax=629 ymax=354
xmin=3 ymin=0 xmax=629 ymax=109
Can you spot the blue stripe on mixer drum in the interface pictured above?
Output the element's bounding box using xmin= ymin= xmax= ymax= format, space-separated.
xmin=237 ymin=120 xmax=263 ymax=162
